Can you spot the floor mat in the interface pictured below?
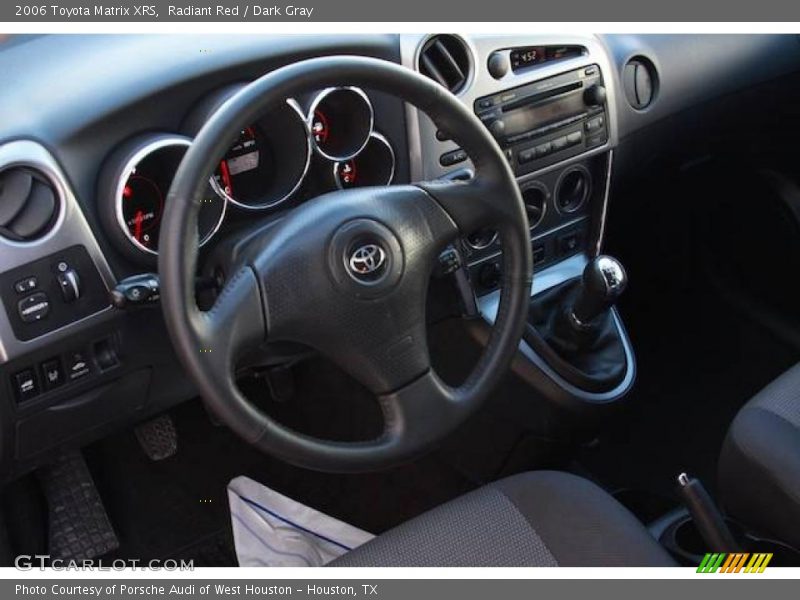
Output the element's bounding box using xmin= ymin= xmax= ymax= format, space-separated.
xmin=228 ymin=476 xmax=373 ymax=567
xmin=84 ymin=374 xmax=474 ymax=563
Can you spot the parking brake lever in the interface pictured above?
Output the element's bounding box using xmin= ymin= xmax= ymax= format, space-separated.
xmin=677 ymin=472 xmax=740 ymax=553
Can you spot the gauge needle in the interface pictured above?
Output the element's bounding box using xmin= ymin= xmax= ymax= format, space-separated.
xmin=219 ymin=159 xmax=233 ymax=197
xmin=134 ymin=209 xmax=143 ymax=243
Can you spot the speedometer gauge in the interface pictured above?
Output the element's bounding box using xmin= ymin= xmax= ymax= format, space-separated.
xmin=213 ymin=126 xmax=268 ymax=205
xmin=210 ymin=100 xmax=311 ymax=210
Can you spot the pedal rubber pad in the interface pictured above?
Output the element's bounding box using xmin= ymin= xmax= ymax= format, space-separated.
xmin=37 ymin=452 xmax=119 ymax=560
xmin=134 ymin=414 xmax=178 ymax=461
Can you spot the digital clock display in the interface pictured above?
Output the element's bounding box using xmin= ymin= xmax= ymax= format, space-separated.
xmin=510 ymin=46 xmax=545 ymax=70
xmin=510 ymin=45 xmax=585 ymax=72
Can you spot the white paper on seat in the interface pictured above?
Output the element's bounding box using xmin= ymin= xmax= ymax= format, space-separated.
xmin=227 ymin=475 xmax=375 ymax=567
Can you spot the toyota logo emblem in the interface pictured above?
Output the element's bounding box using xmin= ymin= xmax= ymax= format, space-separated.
xmin=348 ymin=243 xmax=387 ymax=278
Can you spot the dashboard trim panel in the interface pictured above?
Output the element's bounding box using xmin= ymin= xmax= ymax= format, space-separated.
xmin=0 ymin=140 xmax=117 ymax=364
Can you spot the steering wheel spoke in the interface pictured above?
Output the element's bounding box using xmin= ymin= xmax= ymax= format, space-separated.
xmin=417 ymin=177 xmax=500 ymax=236
xmin=199 ymin=266 xmax=266 ymax=368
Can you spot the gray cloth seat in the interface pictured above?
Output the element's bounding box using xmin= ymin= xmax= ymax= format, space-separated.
xmin=719 ymin=363 xmax=800 ymax=550
xmin=332 ymin=471 xmax=675 ymax=566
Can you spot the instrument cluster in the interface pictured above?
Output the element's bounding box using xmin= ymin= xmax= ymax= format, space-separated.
xmin=98 ymin=86 xmax=396 ymax=263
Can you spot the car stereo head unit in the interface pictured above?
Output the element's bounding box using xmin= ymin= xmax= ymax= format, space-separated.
xmin=474 ymin=64 xmax=608 ymax=176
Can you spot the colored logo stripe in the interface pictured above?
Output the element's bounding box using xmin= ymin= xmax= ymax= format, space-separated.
xmin=697 ymin=553 xmax=773 ymax=573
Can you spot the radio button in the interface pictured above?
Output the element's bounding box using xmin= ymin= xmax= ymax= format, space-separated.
xmin=585 ymin=116 xmax=605 ymax=132
xmin=488 ymin=120 xmax=505 ymax=139
xmin=552 ymin=136 xmax=568 ymax=152
xmin=488 ymin=52 xmax=509 ymax=80
xmin=518 ymin=149 xmax=535 ymax=164
xmin=567 ymin=132 xmax=583 ymax=145
xmin=534 ymin=142 xmax=552 ymax=158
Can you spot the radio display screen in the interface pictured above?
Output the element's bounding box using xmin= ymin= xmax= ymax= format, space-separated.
xmin=510 ymin=46 xmax=546 ymax=70
xmin=510 ymin=45 xmax=585 ymax=72
xmin=501 ymin=91 xmax=585 ymax=137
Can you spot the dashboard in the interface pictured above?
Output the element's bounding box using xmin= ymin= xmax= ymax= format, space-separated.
xmin=95 ymin=87 xmax=397 ymax=265
xmin=1 ymin=33 xmax=800 ymax=480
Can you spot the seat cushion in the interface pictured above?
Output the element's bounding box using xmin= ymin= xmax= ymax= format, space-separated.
xmin=719 ymin=363 xmax=800 ymax=549
xmin=332 ymin=471 xmax=675 ymax=567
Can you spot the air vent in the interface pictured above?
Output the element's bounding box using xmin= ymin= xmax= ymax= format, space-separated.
xmin=418 ymin=35 xmax=471 ymax=94
xmin=623 ymin=57 xmax=658 ymax=110
xmin=0 ymin=167 xmax=59 ymax=241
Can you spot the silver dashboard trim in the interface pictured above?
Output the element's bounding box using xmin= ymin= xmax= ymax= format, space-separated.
xmin=477 ymin=253 xmax=635 ymax=402
xmin=0 ymin=140 xmax=117 ymax=365
xmin=307 ymin=86 xmax=374 ymax=162
xmin=332 ymin=131 xmax=396 ymax=190
xmin=400 ymin=33 xmax=619 ymax=182
xmin=412 ymin=34 xmax=478 ymax=101
xmin=593 ymin=149 xmax=614 ymax=256
xmin=209 ymin=98 xmax=312 ymax=211
xmin=114 ymin=135 xmax=226 ymax=255
xmin=402 ymin=35 xmax=623 ymax=395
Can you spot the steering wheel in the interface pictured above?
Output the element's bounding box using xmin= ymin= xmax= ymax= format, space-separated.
xmin=159 ymin=56 xmax=532 ymax=473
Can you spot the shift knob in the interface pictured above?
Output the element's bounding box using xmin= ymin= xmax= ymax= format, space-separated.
xmin=571 ymin=255 xmax=627 ymax=327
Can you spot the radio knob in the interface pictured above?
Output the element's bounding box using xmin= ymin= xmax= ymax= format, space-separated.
xmin=584 ymin=84 xmax=607 ymax=107
xmin=487 ymin=52 xmax=509 ymax=80
xmin=488 ymin=119 xmax=506 ymax=139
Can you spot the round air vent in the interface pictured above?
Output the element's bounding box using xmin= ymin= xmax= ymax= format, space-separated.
xmin=418 ymin=35 xmax=472 ymax=95
xmin=0 ymin=167 xmax=59 ymax=241
xmin=623 ymin=57 xmax=658 ymax=110
xmin=522 ymin=184 xmax=548 ymax=230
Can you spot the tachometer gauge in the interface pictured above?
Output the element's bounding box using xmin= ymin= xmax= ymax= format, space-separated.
xmin=100 ymin=135 xmax=226 ymax=262
xmin=120 ymin=174 xmax=162 ymax=251
xmin=333 ymin=133 xmax=395 ymax=189
xmin=211 ymin=100 xmax=311 ymax=210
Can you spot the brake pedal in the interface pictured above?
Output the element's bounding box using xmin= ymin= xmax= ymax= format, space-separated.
xmin=134 ymin=414 xmax=178 ymax=461
xmin=37 ymin=451 xmax=119 ymax=560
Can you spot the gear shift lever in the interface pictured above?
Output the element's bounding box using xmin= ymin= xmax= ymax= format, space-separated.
xmin=569 ymin=255 xmax=627 ymax=329
xmin=524 ymin=254 xmax=630 ymax=392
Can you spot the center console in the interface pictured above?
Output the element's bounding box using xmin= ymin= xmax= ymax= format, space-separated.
xmin=403 ymin=34 xmax=634 ymax=411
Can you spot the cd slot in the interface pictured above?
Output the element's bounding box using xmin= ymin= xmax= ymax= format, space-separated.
xmin=502 ymin=81 xmax=583 ymax=112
